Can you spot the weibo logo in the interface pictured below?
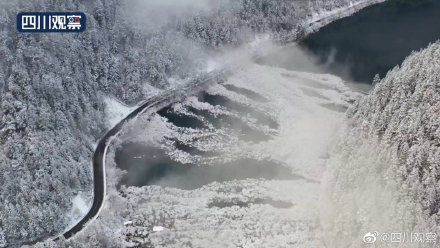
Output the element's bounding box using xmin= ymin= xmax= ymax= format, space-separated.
xmin=363 ymin=232 xmax=378 ymax=244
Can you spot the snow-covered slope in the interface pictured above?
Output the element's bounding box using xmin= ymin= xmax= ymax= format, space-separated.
xmin=321 ymin=41 xmax=440 ymax=247
xmin=103 ymin=97 xmax=137 ymax=128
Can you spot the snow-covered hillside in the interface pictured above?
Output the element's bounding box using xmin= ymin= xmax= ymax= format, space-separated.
xmin=321 ymin=42 xmax=440 ymax=247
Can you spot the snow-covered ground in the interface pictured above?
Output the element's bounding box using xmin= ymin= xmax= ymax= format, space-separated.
xmin=225 ymin=65 xmax=358 ymax=179
xmin=104 ymin=97 xmax=138 ymax=128
xmin=64 ymin=193 xmax=93 ymax=234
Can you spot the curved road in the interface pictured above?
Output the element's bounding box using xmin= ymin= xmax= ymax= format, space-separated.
xmin=61 ymin=71 xmax=224 ymax=240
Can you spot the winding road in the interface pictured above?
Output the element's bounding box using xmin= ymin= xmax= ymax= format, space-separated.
xmin=61 ymin=71 xmax=225 ymax=240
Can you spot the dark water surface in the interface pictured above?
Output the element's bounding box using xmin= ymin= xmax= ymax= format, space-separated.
xmin=116 ymin=83 xmax=283 ymax=189
xmin=116 ymin=143 xmax=297 ymax=190
xmin=263 ymin=0 xmax=440 ymax=83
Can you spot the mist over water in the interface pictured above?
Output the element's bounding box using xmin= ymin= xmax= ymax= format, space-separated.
xmin=260 ymin=0 xmax=440 ymax=84
xmin=115 ymin=143 xmax=298 ymax=190
xmin=303 ymin=0 xmax=440 ymax=83
xmin=114 ymin=86 xmax=287 ymax=190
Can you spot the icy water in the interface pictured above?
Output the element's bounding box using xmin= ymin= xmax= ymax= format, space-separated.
xmin=115 ymin=88 xmax=284 ymax=189
xmin=116 ymin=143 xmax=298 ymax=190
xmin=262 ymin=0 xmax=440 ymax=83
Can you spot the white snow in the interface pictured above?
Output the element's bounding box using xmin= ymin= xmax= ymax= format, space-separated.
xmin=104 ymin=97 xmax=137 ymax=128
xmin=205 ymin=60 xmax=218 ymax=73
xmin=63 ymin=192 xmax=92 ymax=233
xmin=221 ymin=64 xmax=359 ymax=179
xmin=72 ymin=194 xmax=89 ymax=215
xmin=249 ymin=34 xmax=271 ymax=48
xmin=152 ymin=226 xmax=165 ymax=232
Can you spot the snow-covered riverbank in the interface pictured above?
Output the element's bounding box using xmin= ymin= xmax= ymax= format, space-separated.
xmin=305 ymin=0 xmax=388 ymax=35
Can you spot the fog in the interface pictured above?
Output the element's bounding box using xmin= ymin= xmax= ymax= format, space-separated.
xmin=258 ymin=43 xmax=372 ymax=93
xmin=120 ymin=0 xmax=218 ymax=32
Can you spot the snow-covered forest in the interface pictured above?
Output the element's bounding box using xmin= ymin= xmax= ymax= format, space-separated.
xmin=321 ymin=41 xmax=440 ymax=247
xmin=1 ymin=0 xmax=424 ymax=247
